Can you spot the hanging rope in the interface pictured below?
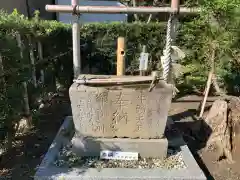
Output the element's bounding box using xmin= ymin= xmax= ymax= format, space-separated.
xmin=149 ymin=15 xmax=174 ymax=92
xmin=159 ymin=14 xmax=181 ymax=96
xmin=162 ymin=14 xmax=173 ymax=82
xmin=149 ymin=15 xmax=175 ymax=92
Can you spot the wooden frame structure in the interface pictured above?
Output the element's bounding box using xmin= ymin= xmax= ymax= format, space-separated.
xmin=45 ymin=0 xmax=200 ymax=79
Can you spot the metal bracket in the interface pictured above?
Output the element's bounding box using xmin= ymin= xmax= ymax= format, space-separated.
xmin=73 ymin=76 xmax=87 ymax=84
xmin=148 ymin=71 xmax=161 ymax=92
xmin=73 ymin=76 xmax=111 ymax=85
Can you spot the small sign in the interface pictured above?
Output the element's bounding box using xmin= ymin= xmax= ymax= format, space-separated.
xmin=139 ymin=52 xmax=149 ymax=71
xmin=100 ymin=150 xmax=138 ymax=161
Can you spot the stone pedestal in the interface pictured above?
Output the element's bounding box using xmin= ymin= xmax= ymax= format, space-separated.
xmin=71 ymin=134 xmax=168 ymax=159
xmin=34 ymin=117 xmax=207 ymax=180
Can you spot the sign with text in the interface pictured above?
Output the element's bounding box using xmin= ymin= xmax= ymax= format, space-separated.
xmin=139 ymin=52 xmax=149 ymax=71
xmin=100 ymin=150 xmax=138 ymax=161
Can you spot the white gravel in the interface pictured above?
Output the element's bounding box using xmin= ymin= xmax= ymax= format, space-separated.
xmin=53 ymin=144 xmax=186 ymax=170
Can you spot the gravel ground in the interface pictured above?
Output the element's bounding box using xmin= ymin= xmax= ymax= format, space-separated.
xmin=53 ymin=144 xmax=186 ymax=170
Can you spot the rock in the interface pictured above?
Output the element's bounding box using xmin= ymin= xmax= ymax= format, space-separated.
xmin=15 ymin=118 xmax=31 ymax=135
xmin=203 ymin=97 xmax=240 ymax=163
xmin=204 ymin=99 xmax=233 ymax=163
xmin=39 ymin=103 xmax=45 ymax=109
xmin=227 ymin=97 xmax=240 ymax=153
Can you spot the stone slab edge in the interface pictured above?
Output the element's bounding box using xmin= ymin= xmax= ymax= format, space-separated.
xmin=71 ymin=134 xmax=168 ymax=158
xmin=36 ymin=116 xmax=74 ymax=168
xmin=34 ymin=116 xmax=206 ymax=180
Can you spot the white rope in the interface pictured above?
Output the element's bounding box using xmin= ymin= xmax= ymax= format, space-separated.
xmin=150 ymin=14 xmax=182 ymax=95
xmin=162 ymin=15 xmax=173 ymax=82
xmin=161 ymin=15 xmax=182 ymax=97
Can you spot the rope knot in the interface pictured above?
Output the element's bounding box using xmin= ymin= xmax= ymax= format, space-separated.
xmin=72 ymin=5 xmax=80 ymax=16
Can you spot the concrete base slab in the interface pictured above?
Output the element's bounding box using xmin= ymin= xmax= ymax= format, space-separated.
xmin=71 ymin=134 xmax=168 ymax=159
xmin=34 ymin=116 xmax=206 ymax=180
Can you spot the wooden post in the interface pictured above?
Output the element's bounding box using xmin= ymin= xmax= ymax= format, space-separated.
xmin=199 ymin=46 xmax=216 ymax=118
xmin=199 ymin=71 xmax=213 ymax=118
xmin=37 ymin=41 xmax=45 ymax=84
xmin=28 ymin=35 xmax=37 ymax=88
xmin=16 ymin=33 xmax=32 ymax=128
xmin=117 ymin=37 xmax=125 ymax=76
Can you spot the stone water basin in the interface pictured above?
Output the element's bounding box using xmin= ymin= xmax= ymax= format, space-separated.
xmin=69 ymin=75 xmax=173 ymax=139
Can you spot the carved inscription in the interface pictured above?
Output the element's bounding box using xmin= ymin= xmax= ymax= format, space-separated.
xmin=86 ymin=92 xmax=95 ymax=122
xmin=136 ymin=104 xmax=145 ymax=131
xmin=138 ymin=91 xmax=147 ymax=104
xmin=92 ymin=91 xmax=108 ymax=134
xmin=147 ymin=109 xmax=153 ymax=128
xmin=95 ymin=91 xmax=108 ymax=123
xmin=92 ymin=92 xmax=107 ymax=134
xmin=110 ymin=92 xmax=131 ymax=133
xmin=112 ymin=111 xmax=128 ymax=124
xmin=111 ymin=110 xmax=128 ymax=132
xmin=76 ymin=99 xmax=85 ymax=120
xmin=112 ymin=92 xmax=131 ymax=110
xmin=156 ymin=97 xmax=162 ymax=113
xmin=95 ymin=91 xmax=108 ymax=104
xmin=92 ymin=124 xmax=105 ymax=133
xmin=76 ymin=99 xmax=86 ymax=132
xmin=135 ymin=92 xmax=146 ymax=131
xmin=70 ymin=83 xmax=172 ymax=138
xmin=96 ymin=108 xmax=104 ymax=121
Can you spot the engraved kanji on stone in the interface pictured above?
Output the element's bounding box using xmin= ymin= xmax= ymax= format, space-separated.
xmin=96 ymin=91 xmax=108 ymax=102
xmin=112 ymin=92 xmax=131 ymax=110
xmin=136 ymin=104 xmax=145 ymax=113
xmin=86 ymin=109 xmax=93 ymax=120
xmin=92 ymin=124 xmax=105 ymax=133
xmin=112 ymin=110 xmax=128 ymax=125
xmin=146 ymin=109 xmax=153 ymax=127
xmin=136 ymin=104 xmax=145 ymax=131
xmin=96 ymin=108 xmax=104 ymax=119
xmin=77 ymin=99 xmax=84 ymax=107
xmin=138 ymin=92 xmax=147 ymax=104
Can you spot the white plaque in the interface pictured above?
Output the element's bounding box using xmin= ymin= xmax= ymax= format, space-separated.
xmin=139 ymin=52 xmax=149 ymax=71
xmin=100 ymin=150 xmax=138 ymax=161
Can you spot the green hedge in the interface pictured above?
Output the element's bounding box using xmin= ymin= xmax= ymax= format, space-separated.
xmin=0 ymin=10 xmax=200 ymax=85
xmin=1 ymin=8 xmax=238 ymax=92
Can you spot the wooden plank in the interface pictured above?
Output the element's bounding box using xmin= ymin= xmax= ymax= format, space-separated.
xmin=74 ymin=75 xmax=164 ymax=85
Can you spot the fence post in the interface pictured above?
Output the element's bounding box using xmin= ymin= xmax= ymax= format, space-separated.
xmin=117 ymin=37 xmax=125 ymax=76
xmin=16 ymin=33 xmax=32 ymax=128
xmin=72 ymin=0 xmax=81 ymax=79
xmin=37 ymin=41 xmax=45 ymax=84
xmin=28 ymin=35 xmax=37 ymax=88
